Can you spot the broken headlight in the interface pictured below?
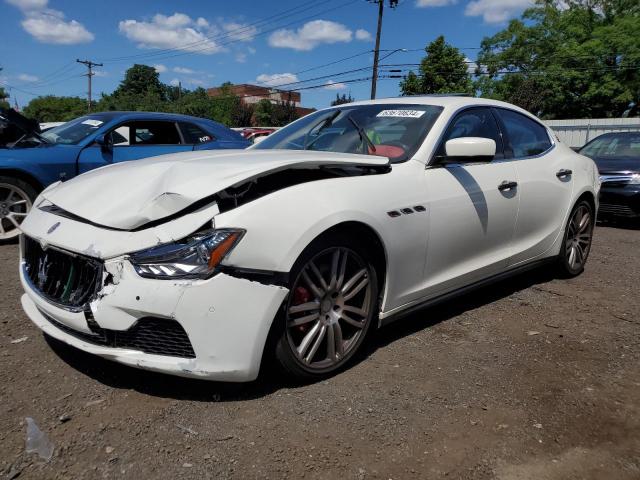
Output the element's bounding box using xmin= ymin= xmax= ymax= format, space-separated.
xmin=130 ymin=229 xmax=244 ymax=279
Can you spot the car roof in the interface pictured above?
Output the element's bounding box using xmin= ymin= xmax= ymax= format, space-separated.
xmin=73 ymin=111 xmax=247 ymax=142
xmin=346 ymin=95 xmax=531 ymax=111
xmin=83 ymin=111 xmax=211 ymax=122
xmin=589 ymin=131 xmax=640 ymax=138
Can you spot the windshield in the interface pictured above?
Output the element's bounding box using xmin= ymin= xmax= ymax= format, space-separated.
xmin=41 ymin=115 xmax=110 ymax=145
xmin=580 ymin=134 xmax=640 ymax=159
xmin=254 ymin=103 xmax=443 ymax=163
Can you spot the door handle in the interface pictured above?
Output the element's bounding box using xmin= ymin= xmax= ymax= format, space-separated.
xmin=556 ymin=169 xmax=572 ymax=178
xmin=498 ymin=180 xmax=518 ymax=191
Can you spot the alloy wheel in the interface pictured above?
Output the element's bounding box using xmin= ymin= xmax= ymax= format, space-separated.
xmin=286 ymin=247 xmax=373 ymax=371
xmin=0 ymin=183 xmax=32 ymax=241
xmin=565 ymin=204 xmax=593 ymax=271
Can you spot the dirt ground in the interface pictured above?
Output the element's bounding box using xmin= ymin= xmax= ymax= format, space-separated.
xmin=0 ymin=223 xmax=638 ymax=480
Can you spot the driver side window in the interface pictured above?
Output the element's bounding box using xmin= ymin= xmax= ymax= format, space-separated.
xmin=440 ymin=108 xmax=504 ymax=160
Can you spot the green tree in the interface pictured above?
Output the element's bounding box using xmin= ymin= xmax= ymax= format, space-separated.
xmin=253 ymin=99 xmax=274 ymax=126
xmin=0 ymin=87 xmax=9 ymax=110
xmin=331 ymin=92 xmax=354 ymax=106
xmin=271 ymin=100 xmax=298 ymax=126
xmin=113 ymin=64 xmax=164 ymax=98
xmin=476 ymin=0 xmax=640 ymax=118
xmin=97 ymin=64 xmax=169 ymax=112
xmin=209 ymin=82 xmax=242 ymax=126
xmin=23 ymin=95 xmax=87 ymax=122
xmin=400 ymin=36 xmax=474 ymax=96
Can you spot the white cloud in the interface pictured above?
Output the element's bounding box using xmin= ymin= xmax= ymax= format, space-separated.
xmin=416 ymin=0 xmax=457 ymax=6
xmin=6 ymin=0 xmax=94 ymax=44
xmin=223 ymin=21 xmax=258 ymax=42
xmin=17 ymin=73 xmax=38 ymax=82
xmin=355 ymin=29 xmax=372 ymax=41
xmin=153 ymin=64 xmax=167 ymax=73
xmin=93 ymin=70 xmax=108 ymax=77
xmin=268 ymin=20 xmax=353 ymax=51
xmin=324 ymin=80 xmax=347 ymax=90
xmin=235 ymin=52 xmax=247 ymax=63
xmin=196 ymin=17 xmax=209 ymax=28
xmin=256 ymin=72 xmax=299 ymax=87
xmin=173 ymin=66 xmax=195 ymax=74
xmin=464 ymin=0 xmax=531 ymax=23
xmin=119 ymin=12 xmax=222 ymax=54
xmin=21 ymin=9 xmax=94 ymax=44
xmin=185 ymin=78 xmax=205 ymax=86
xmin=169 ymin=78 xmax=180 ymax=86
xmin=5 ymin=0 xmax=48 ymax=10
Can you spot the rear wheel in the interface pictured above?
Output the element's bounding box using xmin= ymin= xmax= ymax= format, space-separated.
xmin=0 ymin=176 xmax=36 ymax=243
xmin=557 ymin=200 xmax=594 ymax=277
xmin=275 ymin=235 xmax=378 ymax=380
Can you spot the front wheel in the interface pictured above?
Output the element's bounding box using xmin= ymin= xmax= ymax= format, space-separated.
xmin=0 ymin=176 xmax=36 ymax=243
xmin=557 ymin=199 xmax=594 ymax=277
xmin=275 ymin=237 xmax=378 ymax=380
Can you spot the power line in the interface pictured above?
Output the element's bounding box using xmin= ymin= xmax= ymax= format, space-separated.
xmin=149 ymin=0 xmax=361 ymax=63
xmin=98 ymin=0 xmax=322 ymax=63
xmin=100 ymin=0 xmax=359 ymax=64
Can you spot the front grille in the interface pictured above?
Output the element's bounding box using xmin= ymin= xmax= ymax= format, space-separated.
xmin=41 ymin=311 xmax=196 ymax=358
xmin=599 ymin=203 xmax=638 ymax=217
xmin=23 ymin=236 xmax=103 ymax=309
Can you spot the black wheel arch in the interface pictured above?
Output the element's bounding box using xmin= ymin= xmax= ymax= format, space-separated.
xmin=308 ymin=221 xmax=388 ymax=300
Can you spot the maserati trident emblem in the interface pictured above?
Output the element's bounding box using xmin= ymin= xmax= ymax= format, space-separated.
xmin=47 ymin=222 xmax=61 ymax=234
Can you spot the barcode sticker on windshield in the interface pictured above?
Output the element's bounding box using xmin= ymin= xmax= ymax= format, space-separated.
xmin=377 ymin=110 xmax=425 ymax=118
xmin=81 ymin=119 xmax=103 ymax=127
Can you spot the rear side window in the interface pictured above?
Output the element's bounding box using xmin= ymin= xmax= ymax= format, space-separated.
xmin=180 ymin=123 xmax=214 ymax=144
xmin=495 ymin=109 xmax=552 ymax=158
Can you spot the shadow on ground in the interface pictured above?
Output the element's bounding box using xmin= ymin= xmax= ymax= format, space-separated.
xmin=45 ymin=265 xmax=557 ymax=402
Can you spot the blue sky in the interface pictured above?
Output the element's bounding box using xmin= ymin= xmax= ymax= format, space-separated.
xmin=0 ymin=0 xmax=531 ymax=109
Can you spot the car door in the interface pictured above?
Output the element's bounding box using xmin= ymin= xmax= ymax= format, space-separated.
xmin=493 ymin=108 xmax=575 ymax=266
xmin=77 ymin=120 xmax=192 ymax=174
xmin=421 ymin=107 xmax=520 ymax=297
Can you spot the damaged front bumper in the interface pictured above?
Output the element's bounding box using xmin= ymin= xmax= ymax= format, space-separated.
xmin=18 ymin=208 xmax=288 ymax=382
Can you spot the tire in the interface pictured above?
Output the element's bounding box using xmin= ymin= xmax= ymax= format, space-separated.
xmin=0 ymin=176 xmax=37 ymax=243
xmin=556 ymin=199 xmax=594 ymax=277
xmin=275 ymin=233 xmax=379 ymax=381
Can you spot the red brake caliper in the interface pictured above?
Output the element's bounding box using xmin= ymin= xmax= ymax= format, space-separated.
xmin=292 ymin=286 xmax=311 ymax=333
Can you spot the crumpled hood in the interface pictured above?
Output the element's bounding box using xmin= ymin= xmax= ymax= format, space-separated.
xmin=42 ymin=149 xmax=389 ymax=230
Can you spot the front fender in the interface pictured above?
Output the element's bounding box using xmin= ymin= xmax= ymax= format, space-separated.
xmin=0 ymin=146 xmax=79 ymax=187
xmin=213 ymin=161 xmax=430 ymax=312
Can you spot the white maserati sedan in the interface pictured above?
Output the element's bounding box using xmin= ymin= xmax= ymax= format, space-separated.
xmin=18 ymin=97 xmax=599 ymax=381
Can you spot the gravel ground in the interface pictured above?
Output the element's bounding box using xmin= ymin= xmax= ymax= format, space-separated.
xmin=0 ymin=223 xmax=639 ymax=480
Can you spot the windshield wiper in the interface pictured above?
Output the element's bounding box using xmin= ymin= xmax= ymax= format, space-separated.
xmin=304 ymin=109 xmax=340 ymax=150
xmin=347 ymin=115 xmax=376 ymax=153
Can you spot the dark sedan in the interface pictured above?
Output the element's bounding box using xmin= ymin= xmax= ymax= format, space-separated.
xmin=579 ymin=132 xmax=640 ymax=219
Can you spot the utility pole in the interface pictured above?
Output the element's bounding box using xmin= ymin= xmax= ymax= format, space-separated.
xmin=76 ymin=59 xmax=103 ymax=113
xmin=370 ymin=0 xmax=398 ymax=100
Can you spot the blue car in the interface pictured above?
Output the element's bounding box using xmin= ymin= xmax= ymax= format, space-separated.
xmin=0 ymin=111 xmax=250 ymax=241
